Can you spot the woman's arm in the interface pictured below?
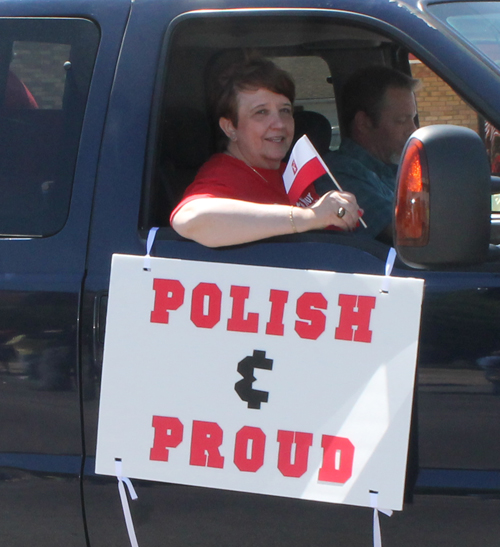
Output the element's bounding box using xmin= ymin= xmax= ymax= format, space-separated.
xmin=171 ymin=191 xmax=360 ymax=247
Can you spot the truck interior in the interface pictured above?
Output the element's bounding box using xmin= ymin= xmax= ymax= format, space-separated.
xmin=143 ymin=15 xmax=413 ymax=236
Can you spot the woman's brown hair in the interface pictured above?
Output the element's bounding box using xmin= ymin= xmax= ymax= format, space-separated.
xmin=207 ymin=50 xmax=295 ymax=150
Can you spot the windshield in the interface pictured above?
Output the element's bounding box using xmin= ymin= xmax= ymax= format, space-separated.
xmin=429 ymin=2 xmax=500 ymax=66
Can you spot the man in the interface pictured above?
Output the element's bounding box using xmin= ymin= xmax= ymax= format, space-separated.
xmin=318 ymin=66 xmax=419 ymax=243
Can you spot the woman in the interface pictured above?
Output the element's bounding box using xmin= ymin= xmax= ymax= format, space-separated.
xmin=170 ymin=54 xmax=361 ymax=247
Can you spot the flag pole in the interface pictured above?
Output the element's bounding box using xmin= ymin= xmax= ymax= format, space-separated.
xmin=312 ymin=144 xmax=368 ymax=229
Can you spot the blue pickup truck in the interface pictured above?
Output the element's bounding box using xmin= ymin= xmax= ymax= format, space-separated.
xmin=1 ymin=0 xmax=500 ymax=545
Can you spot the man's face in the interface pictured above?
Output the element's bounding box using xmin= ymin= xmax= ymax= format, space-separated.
xmin=367 ymin=87 xmax=417 ymax=164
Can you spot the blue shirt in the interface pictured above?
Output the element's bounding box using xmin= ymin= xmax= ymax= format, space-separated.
xmin=316 ymin=138 xmax=398 ymax=238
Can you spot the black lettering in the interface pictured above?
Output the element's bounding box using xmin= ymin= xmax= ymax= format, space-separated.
xmin=234 ymin=350 xmax=273 ymax=410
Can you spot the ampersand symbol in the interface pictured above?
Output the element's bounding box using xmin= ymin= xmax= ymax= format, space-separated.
xmin=234 ymin=350 xmax=273 ymax=409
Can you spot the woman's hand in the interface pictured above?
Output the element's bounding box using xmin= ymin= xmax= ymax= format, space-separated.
xmin=294 ymin=191 xmax=362 ymax=232
xmin=312 ymin=190 xmax=362 ymax=230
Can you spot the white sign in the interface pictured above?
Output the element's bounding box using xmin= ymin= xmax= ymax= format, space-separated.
xmin=96 ymin=255 xmax=424 ymax=511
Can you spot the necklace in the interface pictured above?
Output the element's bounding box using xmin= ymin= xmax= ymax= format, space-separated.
xmin=225 ymin=151 xmax=270 ymax=184
xmin=248 ymin=164 xmax=269 ymax=184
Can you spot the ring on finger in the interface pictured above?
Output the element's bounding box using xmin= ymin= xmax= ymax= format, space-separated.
xmin=337 ymin=206 xmax=346 ymax=218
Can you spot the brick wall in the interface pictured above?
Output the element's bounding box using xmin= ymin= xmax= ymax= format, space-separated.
xmin=11 ymin=42 xmax=69 ymax=109
xmin=411 ymin=60 xmax=479 ymax=133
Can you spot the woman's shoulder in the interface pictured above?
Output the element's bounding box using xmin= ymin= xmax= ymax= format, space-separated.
xmin=197 ymin=152 xmax=247 ymax=176
xmin=183 ymin=152 xmax=253 ymax=199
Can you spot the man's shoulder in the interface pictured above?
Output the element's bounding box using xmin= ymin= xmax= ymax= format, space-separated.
xmin=325 ymin=139 xmax=397 ymax=186
xmin=325 ymin=142 xmax=377 ymax=178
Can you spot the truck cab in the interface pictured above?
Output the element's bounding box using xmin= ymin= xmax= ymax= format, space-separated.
xmin=1 ymin=0 xmax=500 ymax=545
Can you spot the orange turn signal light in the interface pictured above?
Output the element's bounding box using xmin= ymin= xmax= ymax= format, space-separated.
xmin=395 ymin=138 xmax=430 ymax=246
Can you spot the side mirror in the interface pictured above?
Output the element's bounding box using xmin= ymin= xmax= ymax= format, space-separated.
xmin=394 ymin=125 xmax=491 ymax=269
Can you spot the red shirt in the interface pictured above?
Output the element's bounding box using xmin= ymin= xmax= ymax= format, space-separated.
xmin=170 ymin=153 xmax=290 ymax=222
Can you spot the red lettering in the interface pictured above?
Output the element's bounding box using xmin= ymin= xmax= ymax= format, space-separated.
xmin=277 ymin=430 xmax=313 ymax=478
xmin=234 ymin=426 xmax=266 ymax=472
xmin=227 ymin=286 xmax=259 ymax=333
xmin=190 ymin=282 xmax=222 ymax=328
xmin=150 ymin=279 xmax=185 ymax=324
xmin=265 ymin=289 xmax=289 ymax=336
xmin=335 ymin=294 xmax=376 ymax=343
xmin=294 ymin=292 xmax=327 ymax=340
xmin=318 ymin=435 xmax=354 ymax=483
xmin=149 ymin=416 xmax=183 ymax=462
xmin=189 ymin=420 xmax=225 ymax=468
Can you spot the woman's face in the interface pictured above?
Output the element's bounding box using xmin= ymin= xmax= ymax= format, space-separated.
xmin=222 ymin=88 xmax=294 ymax=169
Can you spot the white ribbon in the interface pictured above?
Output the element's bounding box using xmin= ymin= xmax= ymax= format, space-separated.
xmin=380 ymin=247 xmax=397 ymax=294
xmin=115 ymin=459 xmax=139 ymax=547
xmin=370 ymin=491 xmax=393 ymax=547
xmin=143 ymin=227 xmax=159 ymax=271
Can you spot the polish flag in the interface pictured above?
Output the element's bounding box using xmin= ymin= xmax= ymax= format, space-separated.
xmin=283 ymin=135 xmax=328 ymax=204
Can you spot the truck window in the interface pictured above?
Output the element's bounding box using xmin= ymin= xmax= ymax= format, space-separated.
xmin=147 ymin=16 xmax=372 ymax=228
xmin=0 ymin=19 xmax=99 ymax=237
xmin=145 ymin=14 xmax=496 ymax=243
xmin=429 ymin=2 xmax=500 ymax=66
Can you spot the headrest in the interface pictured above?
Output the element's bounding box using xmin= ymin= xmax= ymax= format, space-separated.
xmin=292 ymin=110 xmax=332 ymax=156
xmin=163 ymin=106 xmax=212 ymax=169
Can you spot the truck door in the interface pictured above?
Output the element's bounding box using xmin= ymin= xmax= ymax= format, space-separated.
xmin=0 ymin=4 xmax=128 ymax=544
xmin=81 ymin=3 xmax=500 ymax=546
